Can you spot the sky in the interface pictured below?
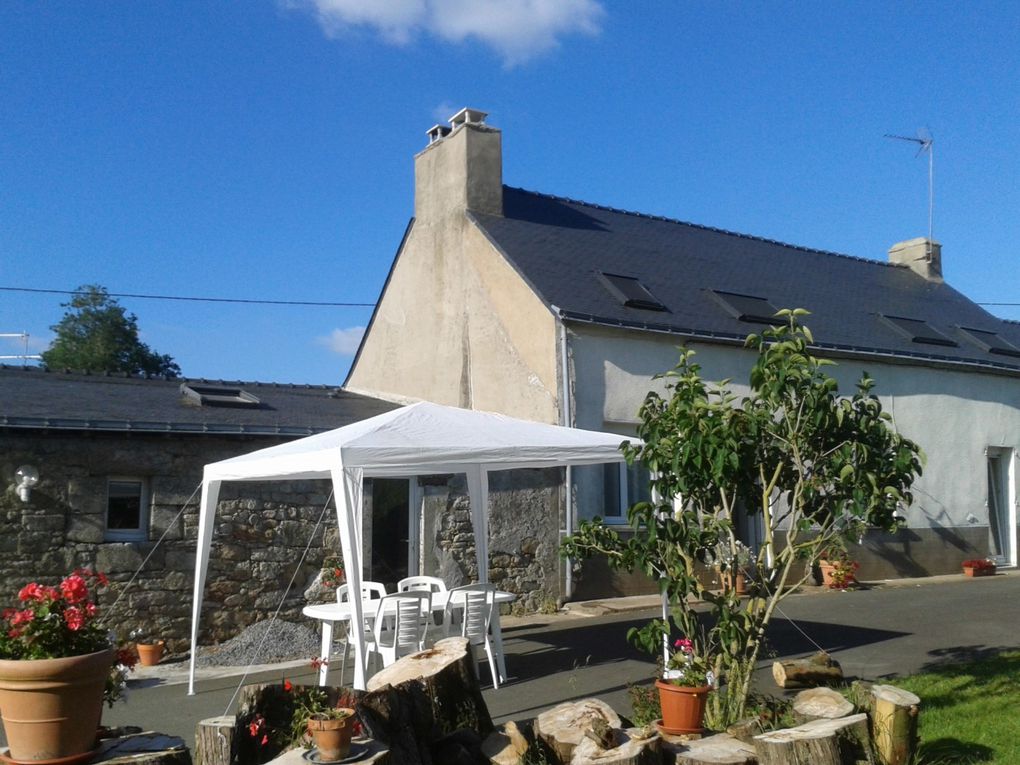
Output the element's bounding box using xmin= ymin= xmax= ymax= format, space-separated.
xmin=2 ymin=1 xmax=1018 ymax=384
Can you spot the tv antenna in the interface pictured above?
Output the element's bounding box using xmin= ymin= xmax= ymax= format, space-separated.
xmin=0 ymin=332 xmax=42 ymax=366
xmin=884 ymin=128 xmax=934 ymax=245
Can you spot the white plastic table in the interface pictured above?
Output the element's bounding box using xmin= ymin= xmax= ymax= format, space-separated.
xmin=302 ymin=589 xmax=516 ymax=688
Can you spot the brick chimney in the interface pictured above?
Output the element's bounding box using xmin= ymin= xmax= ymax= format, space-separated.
xmin=414 ymin=107 xmax=503 ymax=223
xmin=888 ymin=237 xmax=942 ymax=281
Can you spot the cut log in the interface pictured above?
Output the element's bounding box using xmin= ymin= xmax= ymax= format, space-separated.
xmin=870 ymin=684 xmax=920 ymax=765
xmin=195 ymin=715 xmax=237 ymax=765
xmin=753 ymin=713 xmax=874 ymax=765
xmin=791 ymin=687 xmax=854 ymax=722
xmin=86 ymin=732 xmax=190 ymax=765
xmin=360 ymin=637 xmax=493 ymax=765
xmin=771 ymin=652 xmax=843 ymax=689
xmin=482 ymin=720 xmax=534 ymax=765
xmin=535 ymin=699 xmax=621 ymax=763
xmin=664 ymin=732 xmax=757 ymax=764
xmin=570 ymin=727 xmax=661 ymax=764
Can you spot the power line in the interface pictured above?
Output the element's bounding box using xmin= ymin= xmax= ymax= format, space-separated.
xmin=0 ymin=286 xmax=374 ymax=307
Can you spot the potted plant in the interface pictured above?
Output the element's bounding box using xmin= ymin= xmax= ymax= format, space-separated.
xmin=129 ymin=627 xmax=165 ymax=666
xmin=0 ymin=569 xmax=117 ymax=762
xmin=655 ymin=635 xmax=715 ymax=735
xmin=818 ymin=548 xmax=860 ymax=590
xmin=716 ymin=540 xmax=755 ymax=595
xmin=320 ymin=559 xmax=346 ymax=591
xmin=962 ymin=558 xmax=996 ymax=577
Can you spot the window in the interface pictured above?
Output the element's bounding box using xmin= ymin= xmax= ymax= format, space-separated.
xmin=959 ymin=327 xmax=1020 ymax=359
xmin=597 ymin=272 xmax=668 ymax=312
xmin=106 ymin=478 xmax=149 ymax=541
xmin=710 ymin=290 xmax=779 ymax=324
xmin=602 ymin=462 xmax=652 ymax=521
xmin=879 ymin=315 xmax=957 ymax=347
xmin=180 ymin=383 xmax=261 ymax=408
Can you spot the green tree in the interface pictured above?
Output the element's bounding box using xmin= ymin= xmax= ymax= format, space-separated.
xmin=41 ymin=285 xmax=181 ymax=377
xmin=561 ymin=310 xmax=924 ymax=726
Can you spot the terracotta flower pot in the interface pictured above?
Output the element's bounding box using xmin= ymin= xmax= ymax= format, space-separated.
xmin=307 ymin=710 xmax=355 ymax=761
xmin=655 ymin=679 xmax=710 ymax=735
xmin=818 ymin=561 xmax=837 ymax=587
xmin=0 ymin=647 xmax=114 ymax=763
xmin=135 ymin=642 xmax=164 ymax=667
xmin=963 ymin=566 xmax=995 ymax=578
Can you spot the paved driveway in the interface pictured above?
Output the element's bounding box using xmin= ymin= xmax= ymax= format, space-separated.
xmin=92 ymin=573 xmax=1020 ymax=745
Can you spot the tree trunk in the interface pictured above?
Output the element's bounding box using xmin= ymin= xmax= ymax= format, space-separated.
xmin=771 ymin=653 xmax=843 ymax=689
xmin=570 ymin=728 xmax=660 ymax=765
xmin=792 ymin=687 xmax=854 ymax=723
xmin=870 ymin=684 xmax=920 ymax=765
xmin=535 ymin=699 xmax=621 ymax=763
xmin=195 ymin=716 xmax=237 ymax=765
xmin=665 ymin=732 xmax=757 ymax=764
xmin=754 ymin=713 xmax=874 ymax=765
xmin=93 ymin=732 xmax=191 ymax=765
xmin=360 ymin=637 xmax=493 ymax=765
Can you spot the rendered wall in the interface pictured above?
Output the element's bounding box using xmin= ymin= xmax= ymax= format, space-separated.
xmin=567 ymin=323 xmax=1020 ymax=579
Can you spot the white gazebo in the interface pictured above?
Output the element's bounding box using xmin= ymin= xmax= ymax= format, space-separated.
xmin=188 ymin=401 xmax=634 ymax=692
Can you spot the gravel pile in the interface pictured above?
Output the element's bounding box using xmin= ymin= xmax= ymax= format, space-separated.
xmin=196 ymin=620 xmax=322 ymax=667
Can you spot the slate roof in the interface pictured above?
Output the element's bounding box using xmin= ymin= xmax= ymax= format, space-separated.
xmin=471 ymin=186 xmax=1020 ymax=374
xmin=0 ymin=366 xmax=399 ymax=435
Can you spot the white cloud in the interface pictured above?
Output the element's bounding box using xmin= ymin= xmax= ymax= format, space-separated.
xmin=288 ymin=0 xmax=604 ymax=65
xmin=317 ymin=326 xmax=366 ymax=356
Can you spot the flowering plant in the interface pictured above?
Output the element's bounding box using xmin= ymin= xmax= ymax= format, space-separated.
xmin=320 ymin=558 xmax=345 ymax=590
xmin=962 ymin=559 xmax=996 ymax=571
xmin=821 ymin=549 xmax=859 ymax=590
xmin=663 ymin=637 xmax=715 ymax=688
xmin=0 ymin=569 xmax=111 ymax=660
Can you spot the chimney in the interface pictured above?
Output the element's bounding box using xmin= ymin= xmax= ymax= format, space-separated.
xmin=887 ymin=237 xmax=942 ymax=281
xmin=414 ymin=107 xmax=502 ymax=222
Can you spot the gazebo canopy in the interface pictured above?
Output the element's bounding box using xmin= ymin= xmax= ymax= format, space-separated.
xmin=189 ymin=401 xmax=634 ymax=691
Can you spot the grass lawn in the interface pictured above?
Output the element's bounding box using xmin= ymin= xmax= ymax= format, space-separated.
xmin=895 ymin=651 xmax=1020 ymax=764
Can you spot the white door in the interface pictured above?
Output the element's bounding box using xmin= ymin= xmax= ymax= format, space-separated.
xmin=987 ymin=447 xmax=1017 ymax=567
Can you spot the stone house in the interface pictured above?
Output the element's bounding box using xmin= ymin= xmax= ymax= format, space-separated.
xmin=345 ymin=107 xmax=1020 ymax=598
xmin=0 ymin=366 xmax=397 ymax=647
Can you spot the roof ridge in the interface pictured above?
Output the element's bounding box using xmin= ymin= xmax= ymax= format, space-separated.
xmin=503 ymin=185 xmax=899 ymax=268
xmin=0 ymin=365 xmax=339 ymax=389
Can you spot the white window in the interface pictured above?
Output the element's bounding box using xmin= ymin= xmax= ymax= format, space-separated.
xmin=603 ymin=462 xmax=652 ymax=522
xmin=105 ymin=478 xmax=150 ymax=541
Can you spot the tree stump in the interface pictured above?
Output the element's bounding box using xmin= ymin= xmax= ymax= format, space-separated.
xmin=771 ymin=652 xmax=843 ymax=689
xmin=791 ymin=687 xmax=854 ymax=723
xmin=664 ymin=732 xmax=757 ymax=764
xmin=360 ymin=637 xmax=493 ymax=765
xmin=535 ymin=699 xmax=621 ymax=763
xmin=195 ymin=715 xmax=238 ymax=765
xmin=754 ymin=713 xmax=874 ymax=765
xmin=482 ymin=720 xmax=534 ymax=765
xmin=569 ymin=727 xmax=661 ymax=764
xmin=870 ymin=684 xmax=920 ymax=765
xmin=28 ymin=731 xmax=193 ymax=765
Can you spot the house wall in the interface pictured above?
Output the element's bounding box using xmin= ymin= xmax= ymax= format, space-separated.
xmin=0 ymin=431 xmax=339 ymax=651
xmin=568 ymin=323 xmax=1020 ymax=580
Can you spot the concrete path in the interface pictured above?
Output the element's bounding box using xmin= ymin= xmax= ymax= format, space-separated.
xmin=90 ymin=572 xmax=1020 ymax=747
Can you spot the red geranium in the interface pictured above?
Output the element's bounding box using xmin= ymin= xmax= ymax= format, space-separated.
xmin=60 ymin=575 xmax=89 ymax=604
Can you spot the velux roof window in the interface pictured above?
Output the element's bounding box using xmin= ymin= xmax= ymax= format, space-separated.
xmin=597 ymin=272 xmax=667 ymax=312
xmin=710 ymin=290 xmax=779 ymax=324
xmin=181 ymin=383 xmax=261 ymax=408
xmin=959 ymin=327 xmax=1020 ymax=358
xmin=880 ymin=315 xmax=958 ymax=348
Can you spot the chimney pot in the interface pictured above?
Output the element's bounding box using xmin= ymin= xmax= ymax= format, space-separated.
xmin=888 ymin=237 xmax=942 ymax=281
xmin=449 ymin=107 xmax=488 ymax=128
xmin=426 ymin=124 xmax=452 ymax=144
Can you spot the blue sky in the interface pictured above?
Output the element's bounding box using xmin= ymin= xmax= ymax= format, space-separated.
xmin=2 ymin=1 xmax=1018 ymax=384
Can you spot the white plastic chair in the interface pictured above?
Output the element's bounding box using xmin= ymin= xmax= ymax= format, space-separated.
xmin=443 ymin=583 xmax=501 ymax=689
xmin=397 ymin=575 xmax=448 ymax=594
xmin=370 ymin=591 xmax=432 ymax=669
xmin=334 ymin=581 xmax=387 ymax=682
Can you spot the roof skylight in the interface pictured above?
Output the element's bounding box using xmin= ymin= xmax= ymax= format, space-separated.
xmin=959 ymin=327 xmax=1020 ymax=358
xmin=710 ymin=291 xmax=779 ymax=324
xmin=880 ymin=316 xmax=958 ymax=347
xmin=597 ymin=272 xmax=667 ymax=312
xmin=180 ymin=383 xmax=261 ymax=408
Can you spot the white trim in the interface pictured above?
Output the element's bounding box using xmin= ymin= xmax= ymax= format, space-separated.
xmin=104 ymin=477 xmax=150 ymax=542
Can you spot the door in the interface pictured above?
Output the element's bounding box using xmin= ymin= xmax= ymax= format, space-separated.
xmin=370 ymin=478 xmax=410 ymax=590
xmin=987 ymin=448 xmax=1017 ymax=567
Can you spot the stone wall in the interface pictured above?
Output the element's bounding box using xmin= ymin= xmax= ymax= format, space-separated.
xmin=1 ymin=431 xmax=337 ymax=652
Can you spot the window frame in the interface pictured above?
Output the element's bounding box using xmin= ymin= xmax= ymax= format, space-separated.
xmin=105 ymin=477 xmax=150 ymax=542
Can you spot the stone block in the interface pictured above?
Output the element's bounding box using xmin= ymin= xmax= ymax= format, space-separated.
xmin=96 ymin=544 xmax=146 ymax=574
xmin=67 ymin=513 xmax=105 ymax=544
